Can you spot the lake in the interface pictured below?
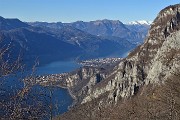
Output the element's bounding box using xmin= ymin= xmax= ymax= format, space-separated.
xmin=36 ymin=61 xmax=81 ymax=116
xmin=36 ymin=61 xmax=81 ymax=75
xmin=0 ymin=60 xmax=81 ymax=119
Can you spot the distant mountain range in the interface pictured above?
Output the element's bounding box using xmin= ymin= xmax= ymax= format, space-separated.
xmin=29 ymin=19 xmax=150 ymax=44
xmin=54 ymin=4 xmax=180 ymax=120
xmin=0 ymin=16 xmax=29 ymax=30
xmin=127 ymin=20 xmax=152 ymax=25
xmin=0 ymin=17 xmax=150 ymax=66
xmin=125 ymin=20 xmax=151 ymax=39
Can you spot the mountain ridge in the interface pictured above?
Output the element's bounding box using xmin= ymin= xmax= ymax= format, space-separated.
xmin=127 ymin=20 xmax=152 ymax=25
xmin=41 ymin=4 xmax=180 ymax=120
xmin=0 ymin=17 xmax=136 ymax=66
xmin=29 ymin=19 xmax=150 ymax=44
xmin=0 ymin=16 xmax=29 ymax=30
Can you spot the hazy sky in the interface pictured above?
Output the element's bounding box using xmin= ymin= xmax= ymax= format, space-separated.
xmin=0 ymin=0 xmax=179 ymax=23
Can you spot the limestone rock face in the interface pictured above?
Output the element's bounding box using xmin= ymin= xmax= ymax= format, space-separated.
xmin=38 ymin=66 xmax=108 ymax=104
xmin=81 ymin=4 xmax=180 ymax=103
xmin=39 ymin=4 xmax=180 ymax=105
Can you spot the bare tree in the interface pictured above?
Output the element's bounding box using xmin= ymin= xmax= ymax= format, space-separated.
xmin=0 ymin=41 xmax=52 ymax=119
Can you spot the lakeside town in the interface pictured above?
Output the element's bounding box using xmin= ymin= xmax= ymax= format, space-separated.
xmin=78 ymin=57 xmax=122 ymax=67
xmin=34 ymin=57 xmax=122 ymax=85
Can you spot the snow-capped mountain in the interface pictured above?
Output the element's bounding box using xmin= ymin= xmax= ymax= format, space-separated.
xmin=128 ymin=20 xmax=152 ymax=25
xmin=30 ymin=19 xmax=150 ymax=44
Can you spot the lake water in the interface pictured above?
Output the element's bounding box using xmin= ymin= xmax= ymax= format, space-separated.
xmin=36 ymin=61 xmax=81 ymax=116
xmin=1 ymin=61 xmax=80 ymax=119
xmin=2 ymin=53 xmax=127 ymax=118
xmin=36 ymin=61 xmax=81 ymax=75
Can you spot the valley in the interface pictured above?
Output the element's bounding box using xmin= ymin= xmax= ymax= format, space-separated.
xmin=1 ymin=2 xmax=180 ymax=120
xmin=0 ymin=16 xmax=149 ymax=119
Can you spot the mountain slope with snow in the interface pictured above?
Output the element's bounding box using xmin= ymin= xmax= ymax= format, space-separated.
xmin=29 ymin=19 xmax=150 ymax=44
xmin=127 ymin=20 xmax=152 ymax=25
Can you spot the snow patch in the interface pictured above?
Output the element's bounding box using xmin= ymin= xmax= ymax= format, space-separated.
xmin=127 ymin=20 xmax=152 ymax=25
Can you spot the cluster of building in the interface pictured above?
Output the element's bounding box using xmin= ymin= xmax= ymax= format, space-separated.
xmin=35 ymin=73 xmax=68 ymax=85
xmin=79 ymin=58 xmax=122 ymax=67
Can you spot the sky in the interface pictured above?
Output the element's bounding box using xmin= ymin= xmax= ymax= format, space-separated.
xmin=0 ymin=0 xmax=179 ymax=23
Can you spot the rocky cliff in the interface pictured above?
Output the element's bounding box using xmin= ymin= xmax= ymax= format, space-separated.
xmin=38 ymin=4 xmax=180 ymax=107
xmin=51 ymin=4 xmax=180 ymax=120
xmin=52 ymin=4 xmax=179 ymax=103
xmin=37 ymin=65 xmax=113 ymax=105
xmin=81 ymin=4 xmax=180 ymax=103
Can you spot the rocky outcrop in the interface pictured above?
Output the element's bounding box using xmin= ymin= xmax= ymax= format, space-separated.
xmin=37 ymin=4 xmax=180 ymax=106
xmin=37 ymin=66 xmax=110 ymax=105
xmin=80 ymin=4 xmax=180 ymax=103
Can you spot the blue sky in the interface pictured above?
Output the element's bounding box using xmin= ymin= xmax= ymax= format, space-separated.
xmin=0 ymin=0 xmax=179 ymax=23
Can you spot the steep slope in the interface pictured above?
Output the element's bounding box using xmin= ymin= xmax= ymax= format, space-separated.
xmin=46 ymin=27 xmax=135 ymax=57
xmin=0 ymin=17 xmax=135 ymax=66
xmin=28 ymin=21 xmax=63 ymax=29
xmin=47 ymin=4 xmax=180 ymax=119
xmin=125 ymin=21 xmax=150 ymax=42
xmin=0 ymin=28 xmax=83 ymax=65
xmin=29 ymin=19 xmax=149 ymax=44
xmin=127 ymin=20 xmax=152 ymax=25
xmin=68 ymin=19 xmax=148 ymax=44
xmin=0 ymin=16 xmax=29 ymax=30
xmin=29 ymin=23 xmax=136 ymax=59
xmin=81 ymin=3 xmax=180 ymax=103
xmin=69 ymin=20 xmax=129 ymax=37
